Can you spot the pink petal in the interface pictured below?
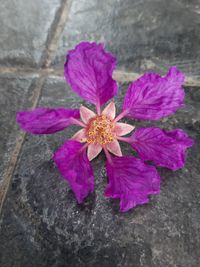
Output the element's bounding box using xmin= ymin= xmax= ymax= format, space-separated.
xmin=53 ymin=140 xmax=94 ymax=203
xmin=71 ymin=129 xmax=87 ymax=143
xmin=16 ymin=108 xmax=80 ymax=134
xmin=129 ymin=127 xmax=193 ymax=170
xmin=64 ymin=42 xmax=118 ymax=106
xmin=106 ymin=140 xmax=122 ymax=156
xmin=123 ymin=67 xmax=185 ymax=120
xmin=87 ymin=143 xmax=102 ymax=161
xmin=102 ymin=102 xmax=116 ymax=120
xmin=80 ymin=106 xmax=96 ymax=124
xmin=106 ymin=156 xmax=160 ymax=212
xmin=115 ymin=122 xmax=135 ymax=136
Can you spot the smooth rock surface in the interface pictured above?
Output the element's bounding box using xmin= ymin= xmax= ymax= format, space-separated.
xmin=54 ymin=0 xmax=200 ymax=75
xmin=0 ymin=78 xmax=199 ymax=267
xmin=0 ymin=0 xmax=61 ymax=67
xmin=0 ymin=73 xmax=39 ymax=185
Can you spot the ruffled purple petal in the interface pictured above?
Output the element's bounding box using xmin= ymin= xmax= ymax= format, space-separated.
xmin=16 ymin=108 xmax=80 ymax=134
xmin=64 ymin=42 xmax=118 ymax=106
xmin=129 ymin=127 xmax=193 ymax=170
xmin=53 ymin=140 xmax=94 ymax=203
xmin=122 ymin=67 xmax=185 ymax=120
xmin=105 ymin=156 xmax=160 ymax=212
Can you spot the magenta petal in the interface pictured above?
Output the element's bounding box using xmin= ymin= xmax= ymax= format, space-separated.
xmin=64 ymin=42 xmax=118 ymax=106
xmin=123 ymin=67 xmax=185 ymax=120
xmin=129 ymin=127 xmax=193 ymax=170
xmin=53 ymin=140 xmax=94 ymax=203
xmin=16 ymin=108 xmax=80 ymax=134
xmin=105 ymin=156 xmax=160 ymax=212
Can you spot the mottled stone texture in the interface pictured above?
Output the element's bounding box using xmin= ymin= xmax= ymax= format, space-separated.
xmin=0 ymin=79 xmax=199 ymax=267
xmin=1 ymin=0 xmax=200 ymax=266
xmin=0 ymin=73 xmax=39 ymax=185
xmin=54 ymin=0 xmax=200 ymax=75
xmin=0 ymin=0 xmax=61 ymax=67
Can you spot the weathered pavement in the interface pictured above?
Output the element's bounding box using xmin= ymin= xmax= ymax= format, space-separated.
xmin=0 ymin=0 xmax=200 ymax=266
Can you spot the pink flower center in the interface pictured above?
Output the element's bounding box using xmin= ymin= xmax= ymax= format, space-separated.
xmin=86 ymin=115 xmax=115 ymax=145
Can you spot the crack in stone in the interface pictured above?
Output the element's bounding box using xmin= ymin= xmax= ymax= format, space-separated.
xmin=0 ymin=66 xmax=200 ymax=87
xmin=0 ymin=1 xmax=73 ymax=211
xmin=0 ymin=75 xmax=46 ymax=214
xmin=42 ymin=0 xmax=73 ymax=68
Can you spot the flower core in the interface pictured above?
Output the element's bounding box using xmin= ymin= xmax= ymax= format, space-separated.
xmin=86 ymin=115 xmax=115 ymax=145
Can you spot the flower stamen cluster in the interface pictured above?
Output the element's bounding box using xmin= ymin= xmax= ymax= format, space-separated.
xmin=86 ymin=115 xmax=114 ymax=145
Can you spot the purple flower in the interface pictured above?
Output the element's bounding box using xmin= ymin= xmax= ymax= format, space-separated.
xmin=16 ymin=42 xmax=193 ymax=212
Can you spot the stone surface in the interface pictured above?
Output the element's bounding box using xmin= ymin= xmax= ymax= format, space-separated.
xmin=54 ymin=0 xmax=200 ymax=76
xmin=0 ymin=73 xmax=39 ymax=185
xmin=0 ymin=78 xmax=199 ymax=267
xmin=0 ymin=0 xmax=62 ymax=67
xmin=1 ymin=0 xmax=200 ymax=266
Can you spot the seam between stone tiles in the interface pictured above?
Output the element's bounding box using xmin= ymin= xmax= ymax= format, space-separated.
xmin=0 ymin=0 xmax=72 ymax=213
xmin=42 ymin=0 xmax=73 ymax=68
xmin=0 ymin=66 xmax=200 ymax=87
xmin=0 ymin=66 xmax=55 ymax=76
xmin=0 ymin=75 xmax=46 ymax=215
xmin=113 ymin=71 xmax=200 ymax=87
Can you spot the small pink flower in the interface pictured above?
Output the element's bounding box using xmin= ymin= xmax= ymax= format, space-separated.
xmin=16 ymin=42 xmax=193 ymax=212
xmin=71 ymin=103 xmax=134 ymax=161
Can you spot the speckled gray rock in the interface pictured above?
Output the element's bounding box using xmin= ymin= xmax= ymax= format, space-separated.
xmin=0 ymin=0 xmax=62 ymax=67
xmin=0 ymin=78 xmax=199 ymax=267
xmin=53 ymin=0 xmax=200 ymax=76
xmin=0 ymin=73 xmax=39 ymax=185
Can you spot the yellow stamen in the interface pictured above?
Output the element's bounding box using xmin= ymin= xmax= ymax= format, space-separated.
xmin=86 ymin=115 xmax=115 ymax=145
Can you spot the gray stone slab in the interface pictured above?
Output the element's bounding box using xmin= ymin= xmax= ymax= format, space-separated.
xmin=0 ymin=0 xmax=62 ymax=67
xmin=54 ymin=0 xmax=200 ymax=76
xmin=0 ymin=73 xmax=39 ymax=186
xmin=0 ymin=77 xmax=199 ymax=267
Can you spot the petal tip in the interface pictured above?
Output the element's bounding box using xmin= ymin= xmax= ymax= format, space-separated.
xmin=106 ymin=140 xmax=122 ymax=157
xmin=102 ymin=101 xmax=116 ymax=120
xmin=71 ymin=129 xmax=87 ymax=143
xmin=115 ymin=122 xmax=135 ymax=137
xmin=87 ymin=143 xmax=102 ymax=161
xmin=80 ymin=106 xmax=96 ymax=124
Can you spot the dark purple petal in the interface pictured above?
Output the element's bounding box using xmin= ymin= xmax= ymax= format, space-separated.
xmin=16 ymin=108 xmax=80 ymax=134
xmin=105 ymin=156 xmax=160 ymax=212
xmin=64 ymin=42 xmax=117 ymax=106
xmin=53 ymin=140 xmax=94 ymax=203
xmin=129 ymin=127 xmax=193 ymax=170
xmin=123 ymin=67 xmax=185 ymax=120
